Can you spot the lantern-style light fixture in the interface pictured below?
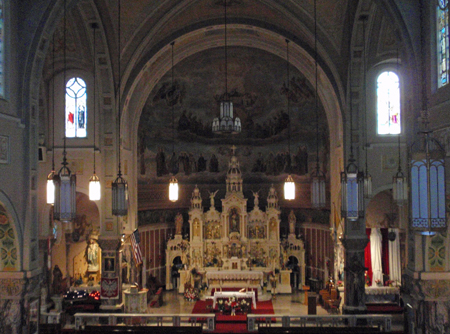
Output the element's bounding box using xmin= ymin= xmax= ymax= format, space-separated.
xmin=54 ymin=0 xmax=77 ymax=222
xmin=410 ymin=2 xmax=446 ymax=236
xmin=392 ymin=49 xmax=407 ymax=206
xmin=47 ymin=34 xmax=56 ymax=205
xmin=283 ymin=39 xmax=295 ymax=201
xmin=341 ymin=53 xmax=364 ymax=221
xmin=211 ymin=0 xmax=241 ymax=134
xmin=310 ymin=0 xmax=326 ymax=208
xmin=168 ymin=41 xmax=178 ymax=202
xmin=361 ymin=15 xmax=372 ymax=199
xmin=89 ymin=23 xmax=101 ymax=201
xmin=410 ymin=116 xmax=446 ymax=235
xmin=112 ymin=0 xmax=128 ymax=216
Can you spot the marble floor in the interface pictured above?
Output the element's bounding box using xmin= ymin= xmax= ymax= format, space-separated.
xmin=148 ymin=289 xmax=332 ymax=315
xmin=146 ymin=289 xmax=404 ymax=332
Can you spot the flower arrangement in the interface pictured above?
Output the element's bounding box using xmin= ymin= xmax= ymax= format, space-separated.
xmin=375 ymin=279 xmax=382 ymax=286
xmin=225 ymin=296 xmax=238 ymax=316
xmin=217 ymin=299 xmax=226 ymax=313
xmin=184 ymin=287 xmax=198 ymax=301
xmin=385 ymin=280 xmax=394 ymax=287
xmin=337 ymin=280 xmax=343 ymax=287
xmin=240 ymin=299 xmax=250 ymax=314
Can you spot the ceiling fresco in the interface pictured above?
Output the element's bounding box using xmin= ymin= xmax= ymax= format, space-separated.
xmin=138 ymin=46 xmax=329 ymax=186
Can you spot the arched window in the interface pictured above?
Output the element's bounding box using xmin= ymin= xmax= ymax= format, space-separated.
xmin=0 ymin=0 xmax=5 ymax=97
xmin=377 ymin=71 xmax=400 ymax=135
xmin=65 ymin=77 xmax=87 ymax=138
xmin=437 ymin=0 xmax=449 ymax=88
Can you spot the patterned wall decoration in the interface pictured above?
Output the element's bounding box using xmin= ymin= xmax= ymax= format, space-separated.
xmin=0 ymin=204 xmax=19 ymax=271
xmin=138 ymin=47 xmax=329 ymax=196
xmin=429 ymin=233 xmax=445 ymax=272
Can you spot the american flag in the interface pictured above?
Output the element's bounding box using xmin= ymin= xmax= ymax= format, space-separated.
xmin=130 ymin=229 xmax=143 ymax=266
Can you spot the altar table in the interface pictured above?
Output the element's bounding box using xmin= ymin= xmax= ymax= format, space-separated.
xmin=212 ymin=290 xmax=257 ymax=309
xmin=205 ymin=270 xmax=264 ymax=289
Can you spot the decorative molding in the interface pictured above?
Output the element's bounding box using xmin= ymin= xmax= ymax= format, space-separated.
xmin=420 ymin=280 xmax=450 ymax=301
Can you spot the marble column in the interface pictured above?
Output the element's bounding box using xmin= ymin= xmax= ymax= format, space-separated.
xmin=341 ymin=217 xmax=368 ymax=315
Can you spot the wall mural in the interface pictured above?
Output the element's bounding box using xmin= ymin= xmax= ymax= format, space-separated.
xmin=0 ymin=204 xmax=19 ymax=271
xmin=138 ymin=46 xmax=329 ymax=191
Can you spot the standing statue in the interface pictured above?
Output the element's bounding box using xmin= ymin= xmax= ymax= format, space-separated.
xmin=175 ymin=212 xmax=183 ymax=235
xmin=52 ymin=265 xmax=63 ymax=295
xmin=252 ymin=191 xmax=260 ymax=208
xmin=289 ymin=210 xmax=296 ymax=235
xmin=85 ymin=237 xmax=100 ymax=272
xmin=230 ymin=208 xmax=240 ymax=233
xmin=209 ymin=189 xmax=219 ymax=207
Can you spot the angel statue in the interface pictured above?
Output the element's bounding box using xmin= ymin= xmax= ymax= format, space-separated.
xmin=208 ymin=189 xmax=219 ymax=207
xmin=252 ymin=190 xmax=260 ymax=207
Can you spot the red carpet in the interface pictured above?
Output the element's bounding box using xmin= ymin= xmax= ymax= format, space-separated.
xmin=191 ymin=299 xmax=275 ymax=333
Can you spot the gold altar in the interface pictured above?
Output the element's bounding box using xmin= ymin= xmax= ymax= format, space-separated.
xmin=166 ymin=148 xmax=306 ymax=293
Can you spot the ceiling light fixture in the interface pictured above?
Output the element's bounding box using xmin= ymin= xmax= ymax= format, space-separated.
xmin=89 ymin=23 xmax=101 ymax=201
xmin=112 ymin=0 xmax=128 ymax=216
xmin=283 ymin=39 xmax=295 ymax=201
xmin=212 ymin=0 xmax=241 ymax=134
xmin=46 ymin=34 xmax=56 ymax=205
xmin=53 ymin=0 xmax=77 ymax=222
xmin=169 ymin=41 xmax=178 ymax=202
xmin=311 ymin=0 xmax=326 ymax=208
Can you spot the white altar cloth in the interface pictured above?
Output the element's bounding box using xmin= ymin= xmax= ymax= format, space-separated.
xmin=212 ymin=291 xmax=257 ymax=309
xmin=205 ymin=270 xmax=263 ymax=281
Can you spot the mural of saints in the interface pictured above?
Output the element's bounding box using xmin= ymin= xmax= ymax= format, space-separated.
xmin=229 ymin=208 xmax=240 ymax=233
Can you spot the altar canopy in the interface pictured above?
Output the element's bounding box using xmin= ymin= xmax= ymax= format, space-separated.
xmin=165 ymin=149 xmax=306 ymax=292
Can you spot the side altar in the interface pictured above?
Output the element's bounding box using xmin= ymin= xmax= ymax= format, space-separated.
xmin=165 ymin=148 xmax=306 ymax=294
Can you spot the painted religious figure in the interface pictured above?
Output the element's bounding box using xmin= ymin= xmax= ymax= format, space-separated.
xmin=229 ymin=208 xmax=240 ymax=233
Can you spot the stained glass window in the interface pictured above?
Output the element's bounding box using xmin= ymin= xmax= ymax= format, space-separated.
xmin=437 ymin=0 xmax=449 ymax=88
xmin=0 ymin=0 xmax=4 ymax=97
xmin=377 ymin=71 xmax=400 ymax=135
xmin=65 ymin=77 xmax=87 ymax=138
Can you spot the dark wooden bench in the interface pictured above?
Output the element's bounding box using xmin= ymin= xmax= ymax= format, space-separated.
xmin=80 ymin=325 xmax=202 ymax=333
xmin=258 ymin=327 xmax=382 ymax=334
xmin=149 ymin=287 xmax=164 ymax=308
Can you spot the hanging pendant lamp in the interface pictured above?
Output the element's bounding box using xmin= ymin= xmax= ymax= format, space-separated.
xmin=361 ymin=15 xmax=372 ymax=199
xmin=283 ymin=39 xmax=295 ymax=201
xmin=392 ymin=49 xmax=407 ymax=206
xmin=54 ymin=0 xmax=77 ymax=222
xmin=211 ymin=0 xmax=241 ymax=134
xmin=310 ymin=0 xmax=326 ymax=208
xmin=341 ymin=42 xmax=364 ymax=221
xmin=47 ymin=34 xmax=56 ymax=205
xmin=168 ymin=41 xmax=178 ymax=202
xmin=112 ymin=0 xmax=128 ymax=216
xmin=89 ymin=23 xmax=101 ymax=201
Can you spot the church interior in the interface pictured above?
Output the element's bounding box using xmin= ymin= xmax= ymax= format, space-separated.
xmin=1 ymin=0 xmax=450 ymax=333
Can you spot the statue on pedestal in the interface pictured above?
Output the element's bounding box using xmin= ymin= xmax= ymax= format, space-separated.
xmin=289 ymin=210 xmax=296 ymax=235
xmin=175 ymin=212 xmax=183 ymax=235
xmin=85 ymin=235 xmax=100 ymax=272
